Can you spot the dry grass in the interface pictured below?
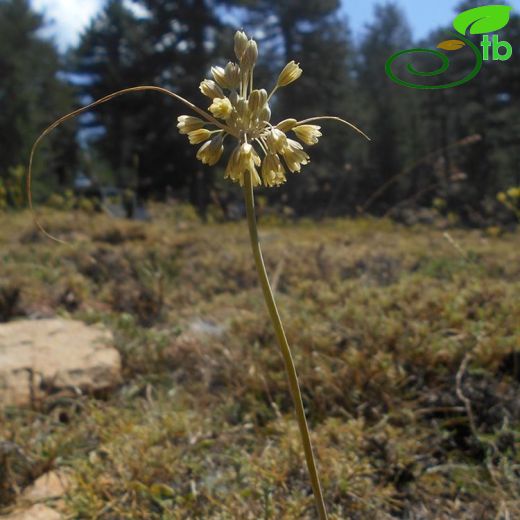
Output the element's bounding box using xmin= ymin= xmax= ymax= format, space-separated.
xmin=0 ymin=205 xmax=519 ymax=518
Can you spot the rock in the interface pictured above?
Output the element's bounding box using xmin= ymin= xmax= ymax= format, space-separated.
xmin=2 ymin=470 xmax=71 ymax=520
xmin=0 ymin=319 xmax=121 ymax=408
xmin=189 ymin=317 xmax=225 ymax=338
xmin=2 ymin=504 xmax=61 ymax=520
xmin=22 ymin=470 xmax=70 ymax=502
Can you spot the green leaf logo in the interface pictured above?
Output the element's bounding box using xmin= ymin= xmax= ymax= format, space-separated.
xmin=453 ymin=5 xmax=512 ymax=35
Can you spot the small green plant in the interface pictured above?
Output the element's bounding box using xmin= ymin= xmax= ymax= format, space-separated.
xmin=0 ymin=165 xmax=25 ymax=210
xmin=46 ymin=189 xmax=76 ymax=211
xmin=497 ymin=187 xmax=520 ymax=220
xmin=27 ymin=30 xmax=368 ymax=519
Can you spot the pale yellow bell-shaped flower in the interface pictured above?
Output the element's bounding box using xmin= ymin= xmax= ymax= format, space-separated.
xmin=177 ymin=115 xmax=205 ymax=134
xmin=277 ymin=61 xmax=302 ymax=87
xmin=293 ymin=125 xmax=322 ymax=146
xmin=200 ymin=79 xmax=224 ymax=99
xmin=188 ymin=129 xmax=212 ymax=144
xmin=209 ymin=97 xmax=233 ymax=120
xmin=196 ymin=133 xmax=224 ymax=165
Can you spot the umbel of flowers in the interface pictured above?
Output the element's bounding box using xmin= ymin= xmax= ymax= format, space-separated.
xmin=177 ymin=30 xmax=364 ymax=189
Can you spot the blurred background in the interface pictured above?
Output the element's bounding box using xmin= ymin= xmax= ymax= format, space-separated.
xmin=1 ymin=0 xmax=519 ymax=225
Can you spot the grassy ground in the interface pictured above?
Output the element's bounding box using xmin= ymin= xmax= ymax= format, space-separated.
xmin=1 ymin=205 xmax=519 ymax=519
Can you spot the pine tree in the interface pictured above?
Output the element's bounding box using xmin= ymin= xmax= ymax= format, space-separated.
xmin=411 ymin=0 xmax=519 ymax=220
xmin=355 ymin=2 xmax=425 ymax=213
xmin=0 ymin=0 xmax=76 ymax=200
xmin=129 ymin=0 xmax=224 ymax=215
xmin=72 ymin=0 xmax=147 ymax=190
xmin=73 ymin=0 xmax=225 ymax=215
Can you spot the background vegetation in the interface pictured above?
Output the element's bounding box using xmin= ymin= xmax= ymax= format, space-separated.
xmin=0 ymin=0 xmax=519 ymax=224
xmin=1 ymin=208 xmax=519 ymax=518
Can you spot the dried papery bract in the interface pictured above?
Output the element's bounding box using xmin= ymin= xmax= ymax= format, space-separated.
xmin=27 ymin=30 xmax=369 ymax=520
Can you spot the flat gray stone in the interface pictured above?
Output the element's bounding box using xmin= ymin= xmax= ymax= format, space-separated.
xmin=2 ymin=504 xmax=61 ymax=520
xmin=0 ymin=319 xmax=121 ymax=407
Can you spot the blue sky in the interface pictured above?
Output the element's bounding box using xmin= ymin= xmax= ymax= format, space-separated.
xmin=343 ymin=0 xmax=460 ymax=37
xmin=32 ymin=0 xmax=104 ymax=50
xmin=31 ymin=0 xmax=509 ymax=51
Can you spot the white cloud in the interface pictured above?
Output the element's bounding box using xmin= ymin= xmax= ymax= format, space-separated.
xmin=32 ymin=0 xmax=104 ymax=50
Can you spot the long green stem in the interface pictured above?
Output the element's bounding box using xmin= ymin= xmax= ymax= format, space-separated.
xmin=243 ymin=171 xmax=328 ymax=520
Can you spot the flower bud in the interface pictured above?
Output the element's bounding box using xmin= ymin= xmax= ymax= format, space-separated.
xmin=277 ymin=61 xmax=302 ymax=87
xmin=199 ymin=79 xmax=224 ymax=99
xmin=276 ymin=118 xmax=298 ymax=132
xmin=228 ymin=90 xmax=239 ymax=106
xmin=211 ymin=66 xmax=228 ymax=88
xmin=248 ymin=89 xmax=267 ymax=114
xmin=224 ymin=62 xmax=241 ymax=89
xmin=259 ymin=105 xmax=271 ymax=122
xmin=225 ymin=146 xmax=241 ymax=183
xmin=241 ymin=40 xmax=258 ymax=71
xmin=235 ymin=97 xmax=248 ymax=120
xmin=234 ymin=30 xmax=248 ymax=61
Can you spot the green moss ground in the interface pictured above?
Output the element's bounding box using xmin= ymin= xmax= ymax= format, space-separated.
xmin=1 ymin=206 xmax=519 ymax=519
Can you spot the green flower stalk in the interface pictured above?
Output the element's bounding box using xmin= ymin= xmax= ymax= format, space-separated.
xmin=28 ymin=30 xmax=369 ymax=519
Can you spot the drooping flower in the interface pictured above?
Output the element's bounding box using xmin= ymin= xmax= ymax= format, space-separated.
xmin=281 ymin=139 xmax=310 ymax=173
xmin=293 ymin=125 xmax=322 ymax=146
xmin=225 ymin=142 xmax=262 ymax=187
xmin=177 ymin=115 xmax=206 ymax=134
xmin=177 ymin=30 xmax=368 ymax=188
xmin=188 ymin=128 xmax=212 ymax=144
xmin=265 ymin=128 xmax=288 ymax=155
xmin=262 ymin=153 xmax=286 ymax=187
xmin=196 ymin=133 xmax=224 ymax=166
xmin=200 ymin=79 xmax=224 ymax=99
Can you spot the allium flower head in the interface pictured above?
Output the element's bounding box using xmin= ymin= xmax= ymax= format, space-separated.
xmin=177 ymin=30 xmax=368 ymax=188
